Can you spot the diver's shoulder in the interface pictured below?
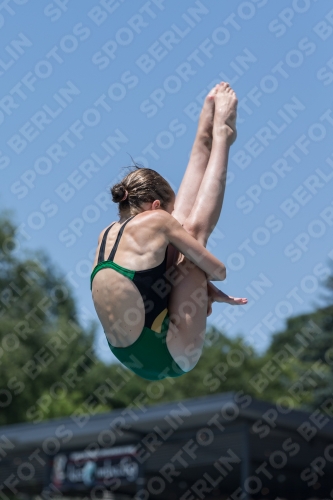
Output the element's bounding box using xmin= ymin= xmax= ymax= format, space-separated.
xmin=97 ymin=221 xmax=117 ymax=242
xmin=135 ymin=209 xmax=172 ymax=224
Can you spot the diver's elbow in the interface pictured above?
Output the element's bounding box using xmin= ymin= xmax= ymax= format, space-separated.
xmin=214 ymin=265 xmax=226 ymax=281
xmin=221 ymin=266 xmax=226 ymax=280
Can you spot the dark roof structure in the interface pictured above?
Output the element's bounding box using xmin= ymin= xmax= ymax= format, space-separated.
xmin=1 ymin=392 xmax=332 ymax=499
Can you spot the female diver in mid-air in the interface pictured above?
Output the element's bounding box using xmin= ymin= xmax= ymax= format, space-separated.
xmin=91 ymin=82 xmax=247 ymax=380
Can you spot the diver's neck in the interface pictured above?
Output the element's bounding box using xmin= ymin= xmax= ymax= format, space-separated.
xmin=119 ymin=211 xmax=135 ymax=224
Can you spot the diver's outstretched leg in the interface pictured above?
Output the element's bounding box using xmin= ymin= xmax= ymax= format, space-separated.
xmin=166 ymin=85 xmax=216 ymax=273
xmin=166 ymin=82 xmax=238 ymax=371
xmin=168 ymin=83 xmax=244 ymax=317
xmin=172 ymin=85 xmax=218 ymax=225
xmin=182 ymin=82 xmax=237 ymax=246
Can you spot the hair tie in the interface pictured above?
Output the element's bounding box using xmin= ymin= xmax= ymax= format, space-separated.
xmin=120 ymin=190 xmax=128 ymax=202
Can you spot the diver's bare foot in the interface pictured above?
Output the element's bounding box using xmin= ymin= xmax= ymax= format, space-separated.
xmin=213 ymin=82 xmax=238 ymax=144
xmin=197 ymin=85 xmax=218 ymax=149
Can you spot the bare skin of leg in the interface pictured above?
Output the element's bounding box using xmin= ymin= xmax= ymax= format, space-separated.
xmin=169 ymin=84 xmax=246 ymax=318
xmin=184 ymin=83 xmax=236 ymax=245
xmin=172 ymin=85 xmax=218 ymax=225
xmin=166 ymin=82 xmax=239 ymax=372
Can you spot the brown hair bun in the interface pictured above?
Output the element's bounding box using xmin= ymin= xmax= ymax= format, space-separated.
xmin=111 ymin=184 xmax=127 ymax=203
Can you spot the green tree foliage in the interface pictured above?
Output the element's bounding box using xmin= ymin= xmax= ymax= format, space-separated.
xmin=0 ymin=213 xmax=102 ymax=425
xmin=266 ymin=306 xmax=333 ymax=411
xmin=257 ymin=265 xmax=333 ymax=411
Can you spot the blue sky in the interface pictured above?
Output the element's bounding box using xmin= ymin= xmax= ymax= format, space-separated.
xmin=1 ymin=0 xmax=333 ymax=362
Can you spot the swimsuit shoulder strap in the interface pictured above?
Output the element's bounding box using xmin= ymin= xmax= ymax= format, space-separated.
xmin=107 ymin=215 xmax=136 ymax=262
xmin=97 ymin=223 xmax=116 ymax=263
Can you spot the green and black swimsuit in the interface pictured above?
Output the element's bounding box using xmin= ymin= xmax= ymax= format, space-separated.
xmin=90 ymin=216 xmax=186 ymax=381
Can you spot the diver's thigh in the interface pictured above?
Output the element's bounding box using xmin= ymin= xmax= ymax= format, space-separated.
xmin=166 ymin=258 xmax=208 ymax=372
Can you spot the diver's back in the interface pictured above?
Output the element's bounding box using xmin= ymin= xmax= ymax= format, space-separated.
xmin=91 ymin=211 xmax=170 ymax=348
